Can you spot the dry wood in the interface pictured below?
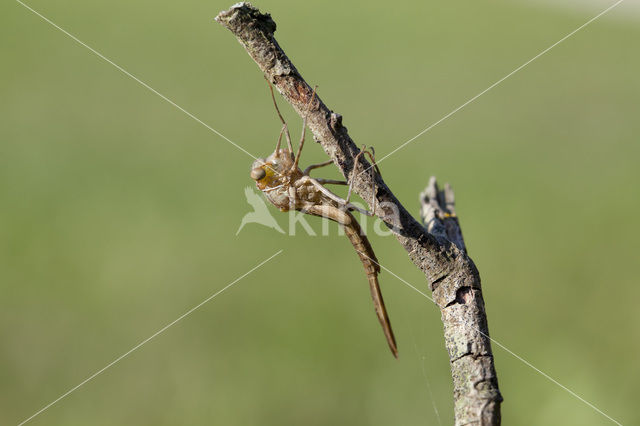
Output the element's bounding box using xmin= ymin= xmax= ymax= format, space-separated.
xmin=216 ymin=3 xmax=502 ymax=424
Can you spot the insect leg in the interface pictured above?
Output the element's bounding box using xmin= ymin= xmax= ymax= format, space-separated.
xmin=315 ymin=178 xmax=348 ymax=186
xmin=346 ymin=147 xmax=367 ymax=203
xmin=346 ymin=146 xmax=379 ymax=215
xmin=362 ymin=147 xmax=381 ymax=176
xmin=266 ymin=77 xmax=293 ymax=151
xmin=288 ymin=185 xmax=298 ymax=211
xmin=303 ymin=159 xmax=333 ymax=175
xmin=362 ymin=147 xmax=380 ymax=215
xmin=292 ymin=86 xmax=318 ymax=171
xmin=274 ymin=124 xmax=286 ymax=152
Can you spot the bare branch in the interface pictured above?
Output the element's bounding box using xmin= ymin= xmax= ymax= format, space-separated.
xmin=216 ymin=3 xmax=502 ymax=424
xmin=420 ymin=176 xmax=467 ymax=254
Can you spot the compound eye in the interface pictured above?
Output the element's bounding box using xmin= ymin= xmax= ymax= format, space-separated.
xmin=250 ymin=167 xmax=266 ymax=181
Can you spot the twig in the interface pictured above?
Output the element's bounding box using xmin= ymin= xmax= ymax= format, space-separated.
xmin=216 ymin=3 xmax=502 ymax=424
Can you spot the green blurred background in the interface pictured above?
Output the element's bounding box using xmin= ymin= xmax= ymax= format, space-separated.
xmin=1 ymin=0 xmax=638 ymax=424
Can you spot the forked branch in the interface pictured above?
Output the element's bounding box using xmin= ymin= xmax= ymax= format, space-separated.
xmin=216 ymin=3 xmax=502 ymax=424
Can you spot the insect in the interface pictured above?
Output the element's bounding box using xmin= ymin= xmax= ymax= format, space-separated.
xmin=249 ymin=82 xmax=398 ymax=357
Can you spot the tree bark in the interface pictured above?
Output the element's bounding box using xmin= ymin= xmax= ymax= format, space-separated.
xmin=216 ymin=3 xmax=502 ymax=424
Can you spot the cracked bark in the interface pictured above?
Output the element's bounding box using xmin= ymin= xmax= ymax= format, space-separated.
xmin=216 ymin=3 xmax=502 ymax=424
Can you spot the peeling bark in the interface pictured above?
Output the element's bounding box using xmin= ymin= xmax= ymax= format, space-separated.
xmin=216 ymin=3 xmax=502 ymax=424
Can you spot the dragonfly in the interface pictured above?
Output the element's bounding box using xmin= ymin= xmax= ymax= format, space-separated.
xmin=249 ymin=82 xmax=398 ymax=358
